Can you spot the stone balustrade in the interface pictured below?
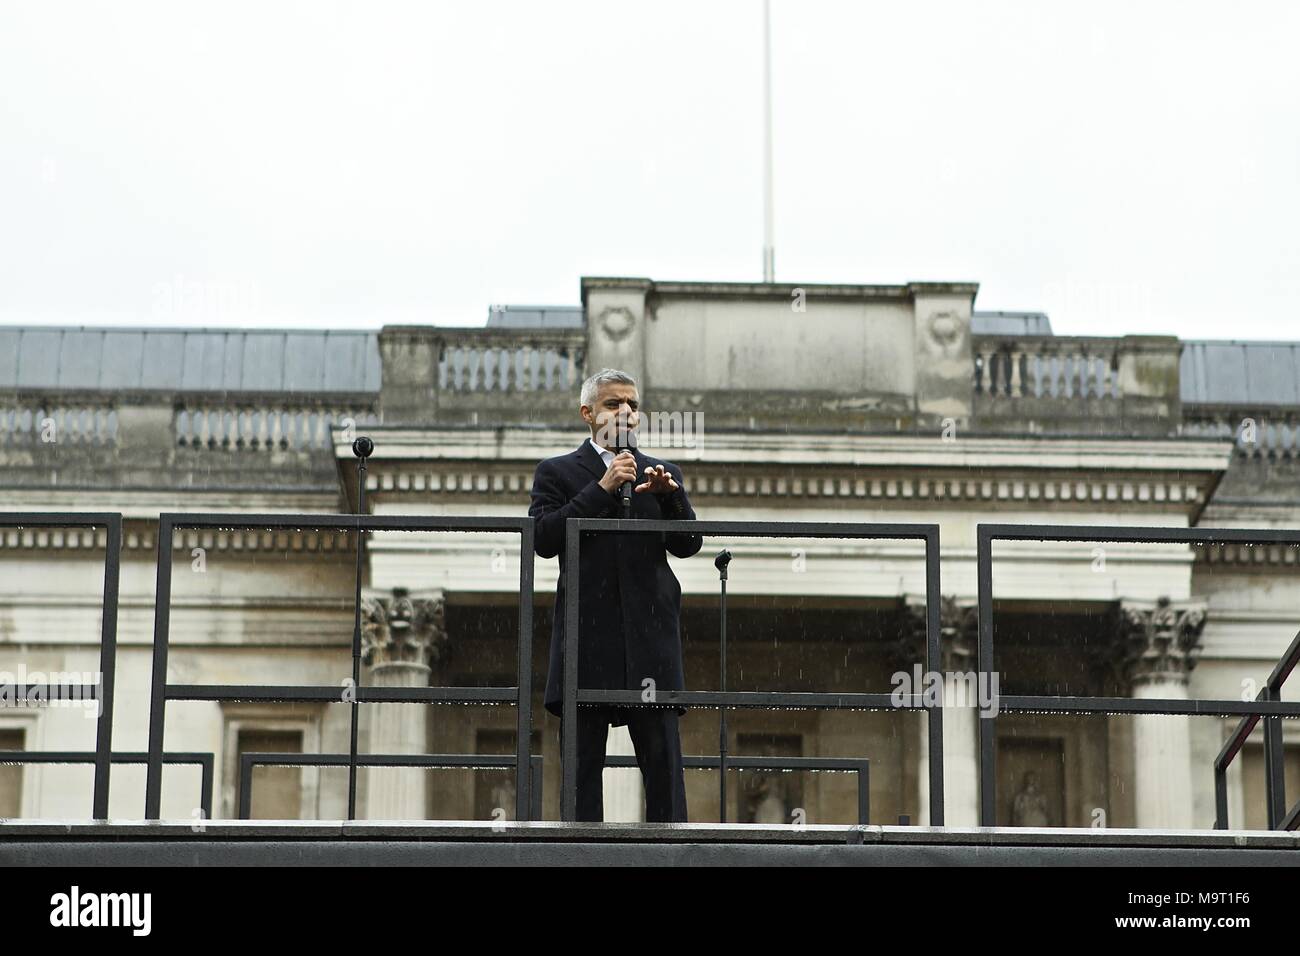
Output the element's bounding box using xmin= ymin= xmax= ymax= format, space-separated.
xmin=0 ymin=399 xmax=119 ymax=446
xmin=174 ymin=399 xmax=379 ymax=451
xmin=973 ymin=335 xmax=1122 ymax=400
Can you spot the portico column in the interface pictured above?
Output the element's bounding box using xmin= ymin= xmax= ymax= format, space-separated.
xmin=360 ymin=587 xmax=449 ymax=820
xmin=904 ymin=596 xmax=979 ymax=826
xmin=603 ymin=725 xmax=644 ymax=822
xmin=1116 ymin=597 xmax=1207 ymax=829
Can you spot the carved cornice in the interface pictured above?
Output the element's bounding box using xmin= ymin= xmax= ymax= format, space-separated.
xmin=1195 ymin=543 xmax=1300 ymax=567
xmin=359 ymin=466 xmax=1209 ymax=510
xmin=0 ymin=526 xmax=358 ymax=554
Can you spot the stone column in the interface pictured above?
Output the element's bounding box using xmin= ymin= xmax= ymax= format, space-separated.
xmin=603 ymin=725 xmax=644 ymax=822
xmin=902 ymin=596 xmax=979 ymax=826
xmin=360 ymin=587 xmax=449 ymax=820
xmin=1116 ymin=597 xmax=1207 ymax=829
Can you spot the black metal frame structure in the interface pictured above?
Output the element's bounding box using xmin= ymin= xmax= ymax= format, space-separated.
xmin=562 ymin=517 xmax=943 ymax=824
xmin=0 ymin=751 xmax=214 ymax=819
xmin=144 ymin=513 xmax=535 ymax=821
xmin=977 ymin=523 xmax=1300 ymax=828
xmin=0 ymin=513 xmax=121 ymax=819
xmin=237 ymin=752 xmax=544 ymax=820
xmin=603 ymin=753 xmax=872 ymax=825
xmin=1214 ymin=628 xmax=1300 ymax=830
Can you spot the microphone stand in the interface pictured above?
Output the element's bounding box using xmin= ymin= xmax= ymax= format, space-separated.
xmin=347 ymin=436 xmax=373 ymax=820
xmin=613 ymin=438 xmax=631 ymax=737
xmin=714 ymin=549 xmax=732 ymax=822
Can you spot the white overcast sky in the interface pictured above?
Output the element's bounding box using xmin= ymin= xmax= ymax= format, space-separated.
xmin=1 ymin=0 xmax=1296 ymax=339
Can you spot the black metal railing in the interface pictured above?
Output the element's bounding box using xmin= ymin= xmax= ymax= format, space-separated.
xmin=0 ymin=751 xmax=214 ymax=819
xmin=976 ymin=523 xmax=1300 ymax=829
xmin=1214 ymin=628 xmax=1300 ymax=830
xmin=20 ymin=507 xmax=1291 ymax=830
xmin=0 ymin=512 xmax=121 ymax=819
xmin=237 ymin=752 xmax=544 ymax=821
xmin=603 ymin=754 xmax=872 ymax=825
xmin=562 ymin=517 xmax=943 ymax=825
xmin=144 ymin=512 xmax=535 ymax=821
xmin=237 ymin=749 xmax=868 ymax=822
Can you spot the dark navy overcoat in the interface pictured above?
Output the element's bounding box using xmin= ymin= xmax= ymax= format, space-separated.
xmin=529 ymin=439 xmax=702 ymax=725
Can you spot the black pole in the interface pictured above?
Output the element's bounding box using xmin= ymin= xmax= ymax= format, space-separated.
xmin=347 ymin=436 xmax=373 ymax=820
xmin=715 ymin=549 xmax=732 ymax=823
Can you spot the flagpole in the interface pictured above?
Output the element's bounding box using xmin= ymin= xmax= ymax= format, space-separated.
xmin=762 ymin=0 xmax=775 ymax=283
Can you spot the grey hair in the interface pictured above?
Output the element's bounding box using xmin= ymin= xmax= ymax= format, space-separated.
xmin=580 ymin=368 xmax=638 ymax=408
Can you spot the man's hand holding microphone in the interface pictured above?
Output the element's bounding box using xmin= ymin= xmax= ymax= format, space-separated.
xmin=598 ymin=453 xmax=680 ymax=498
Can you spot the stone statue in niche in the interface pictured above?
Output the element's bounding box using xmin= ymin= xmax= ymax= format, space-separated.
xmin=1011 ymin=770 xmax=1051 ymax=827
xmin=490 ymin=776 xmax=516 ymax=820
xmin=739 ymin=734 xmax=803 ymax=823
xmin=746 ymin=773 xmax=788 ymax=824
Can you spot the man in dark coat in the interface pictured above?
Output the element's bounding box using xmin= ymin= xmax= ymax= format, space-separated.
xmin=528 ymin=368 xmax=702 ymax=822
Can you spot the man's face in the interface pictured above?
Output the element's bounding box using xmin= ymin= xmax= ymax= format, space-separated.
xmin=583 ymin=382 xmax=640 ymax=448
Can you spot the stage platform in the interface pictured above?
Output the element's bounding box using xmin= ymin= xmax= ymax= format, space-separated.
xmin=2 ymin=820 xmax=1297 ymax=865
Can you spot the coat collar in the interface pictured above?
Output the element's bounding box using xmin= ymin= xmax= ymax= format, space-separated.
xmin=576 ymin=436 xmax=643 ymax=480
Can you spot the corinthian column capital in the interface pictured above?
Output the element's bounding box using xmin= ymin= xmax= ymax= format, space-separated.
xmin=898 ymin=594 xmax=978 ymax=672
xmin=1116 ymin=597 xmax=1207 ymax=687
xmin=360 ymin=587 xmax=449 ymax=669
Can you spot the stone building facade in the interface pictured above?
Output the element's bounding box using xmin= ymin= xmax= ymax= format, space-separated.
xmin=1 ymin=276 xmax=1297 ymax=828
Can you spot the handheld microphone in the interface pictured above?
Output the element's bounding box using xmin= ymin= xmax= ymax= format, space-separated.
xmin=614 ymin=422 xmax=635 ymax=516
xmin=615 ymin=441 xmax=633 ymax=516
